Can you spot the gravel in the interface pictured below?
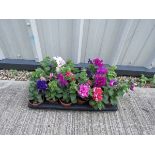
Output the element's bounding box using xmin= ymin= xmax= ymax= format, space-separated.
xmin=0 ymin=70 xmax=31 ymax=81
xmin=0 ymin=69 xmax=154 ymax=88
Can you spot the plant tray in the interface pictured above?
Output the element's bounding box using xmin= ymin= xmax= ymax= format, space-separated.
xmin=28 ymin=101 xmax=118 ymax=112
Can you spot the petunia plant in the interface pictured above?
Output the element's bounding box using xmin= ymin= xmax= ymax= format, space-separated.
xmin=89 ymin=87 xmax=104 ymax=110
xmin=29 ymin=56 xmax=134 ymax=110
xmin=61 ymin=81 xmax=78 ymax=104
xmin=46 ymin=80 xmax=63 ymax=102
xmin=87 ymin=58 xmax=133 ymax=110
xmin=76 ymin=69 xmax=89 ymax=84
xmin=40 ymin=56 xmax=57 ymax=75
xmin=29 ymin=81 xmax=43 ymax=103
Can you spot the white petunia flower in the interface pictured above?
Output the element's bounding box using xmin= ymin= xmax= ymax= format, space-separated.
xmin=53 ymin=56 xmax=66 ymax=67
xmin=53 ymin=56 xmax=66 ymax=73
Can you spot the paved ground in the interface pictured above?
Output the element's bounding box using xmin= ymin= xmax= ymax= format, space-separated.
xmin=0 ymin=80 xmax=155 ymax=135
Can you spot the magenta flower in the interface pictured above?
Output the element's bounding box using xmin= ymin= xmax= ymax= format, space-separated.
xmin=96 ymin=67 xmax=108 ymax=74
xmin=57 ymin=73 xmax=68 ymax=87
xmin=109 ymin=79 xmax=117 ymax=86
xmin=78 ymin=84 xmax=90 ymax=98
xmin=92 ymin=58 xmax=104 ymax=67
xmin=94 ymin=74 xmax=106 ymax=87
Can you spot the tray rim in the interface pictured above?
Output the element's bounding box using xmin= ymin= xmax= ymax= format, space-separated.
xmin=28 ymin=101 xmax=118 ymax=112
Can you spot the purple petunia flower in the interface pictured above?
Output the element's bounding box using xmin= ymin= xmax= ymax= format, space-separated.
xmin=96 ymin=67 xmax=108 ymax=74
xmin=92 ymin=58 xmax=104 ymax=67
xmin=57 ymin=73 xmax=68 ymax=87
xmin=37 ymin=80 xmax=47 ymax=91
xmin=109 ymin=79 xmax=117 ymax=87
xmin=88 ymin=58 xmax=93 ymax=64
xmin=86 ymin=68 xmax=93 ymax=78
xmin=94 ymin=74 xmax=106 ymax=87
xmin=130 ymin=83 xmax=135 ymax=91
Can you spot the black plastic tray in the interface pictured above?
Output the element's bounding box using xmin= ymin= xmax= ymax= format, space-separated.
xmin=28 ymin=101 xmax=118 ymax=112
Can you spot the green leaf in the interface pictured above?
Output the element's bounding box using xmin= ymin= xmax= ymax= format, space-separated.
xmin=103 ymin=87 xmax=108 ymax=94
xmin=89 ymin=100 xmax=96 ymax=106
xmin=37 ymin=95 xmax=43 ymax=103
xmin=28 ymin=95 xmax=34 ymax=100
xmin=110 ymin=97 xmax=118 ymax=105
xmin=29 ymin=87 xmax=34 ymax=92
xmin=45 ymin=66 xmax=50 ymax=71
xmin=97 ymin=102 xmax=104 ymax=110
xmin=70 ymin=90 xmax=75 ymax=94
xmin=56 ymin=94 xmax=62 ymax=99
xmin=93 ymin=104 xmax=98 ymax=110
xmin=70 ymin=94 xmax=76 ymax=103
xmin=71 ymin=98 xmax=77 ymax=104
xmin=88 ymin=64 xmax=96 ymax=73
xmin=117 ymin=90 xmax=124 ymax=96
xmin=89 ymin=90 xmax=93 ymax=97
xmin=103 ymin=95 xmax=109 ymax=104
xmin=63 ymin=92 xmax=68 ymax=100
xmin=108 ymin=89 xmax=114 ymax=96
xmin=104 ymin=94 xmax=109 ymax=100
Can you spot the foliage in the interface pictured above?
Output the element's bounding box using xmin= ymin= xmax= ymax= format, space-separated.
xmin=87 ymin=60 xmax=130 ymax=110
xmin=76 ymin=69 xmax=89 ymax=84
xmin=30 ymin=68 xmax=46 ymax=81
xmin=88 ymin=63 xmax=96 ymax=75
xmin=64 ymin=59 xmax=75 ymax=70
xmin=61 ymin=81 xmax=78 ymax=103
xmin=46 ymin=80 xmax=63 ymax=101
xmin=89 ymin=100 xmax=105 ymax=110
xmin=40 ymin=56 xmax=57 ymax=74
xmin=139 ymin=74 xmax=148 ymax=86
xmin=107 ymin=66 xmax=117 ymax=80
xmin=29 ymin=81 xmax=43 ymax=103
xmin=150 ymin=74 xmax=155 ymax=86
xmin=60 ymin=66 xmax=72 ymax=74
xmin=10 ymin=69 xmax=18 ymax=77
xmin=60 ymin=59 xmax=78 ymax=74
xmin=89 ymin=87 xmax=104 ymax=110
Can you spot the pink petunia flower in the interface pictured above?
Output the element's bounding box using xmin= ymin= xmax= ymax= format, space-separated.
xmin=49 ymin=73 xmax=53 ymax=79
xmin=78 ymin=84 xmax=90 ymax=98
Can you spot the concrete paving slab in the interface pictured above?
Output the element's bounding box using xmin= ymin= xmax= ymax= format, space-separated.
xmin=0 ymin=80 xmax=154 ymax=135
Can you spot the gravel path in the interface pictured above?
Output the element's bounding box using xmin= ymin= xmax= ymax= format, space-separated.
xmin=0 ymin=80 xmax=154 ymax=135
